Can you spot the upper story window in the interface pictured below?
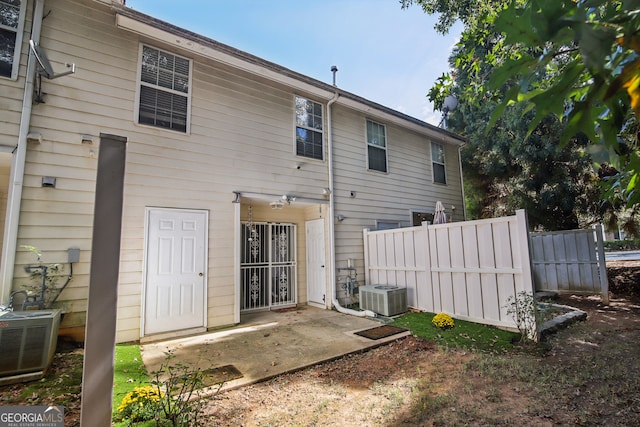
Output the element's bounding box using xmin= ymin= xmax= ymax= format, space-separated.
xmin=366 ymin=119 xmax=387 ymax=172
xmin=295 ymin=96 xmax=323 ymax=160
xmin=431 ymin=142 xmax=446 ymax=184
xmin=0 ymin=0 xmax=27 ymax=79
xmin=137 ymin=45 xmax=191 ymax=132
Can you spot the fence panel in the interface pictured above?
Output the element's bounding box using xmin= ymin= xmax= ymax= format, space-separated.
xmin=363 ymin=210 xmax=535 ymax=330
xmin=530 ymin=226 xmax=608 ymax=302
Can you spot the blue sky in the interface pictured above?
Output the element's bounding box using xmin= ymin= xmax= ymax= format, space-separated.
xmin=125 ymin=0 xmax=462 ymax=125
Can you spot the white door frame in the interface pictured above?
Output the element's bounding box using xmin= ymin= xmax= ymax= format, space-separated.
xmin=141 ymin=207 xmax=208 ymax=337
xmin=306 ymin=218 xmax=327 ymax=308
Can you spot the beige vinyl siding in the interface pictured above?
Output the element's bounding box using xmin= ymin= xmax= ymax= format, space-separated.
xmin=329 ymin=104 xmax=464 ymax=298
xmin=14 ymin=0 xmax=462 ymax=341
xmin=20 ymin=0 xmax=332 ymax=341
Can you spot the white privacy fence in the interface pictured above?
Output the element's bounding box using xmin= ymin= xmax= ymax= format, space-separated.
xmin=530 ymin=226 xmax=609 ymax=303
xmin=363 ymin=210 xmax=534 ymax=330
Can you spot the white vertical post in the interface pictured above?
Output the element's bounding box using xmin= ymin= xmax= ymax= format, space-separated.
xmin=362 ymin=228 xmax=370 ymax=286
xmin=515 ymin=210 xmax=535 ymax=295
xmin=233 ymin=198 xmax=241 ymax=323
xmin=594 ymin=224 xmax=610 ymax=305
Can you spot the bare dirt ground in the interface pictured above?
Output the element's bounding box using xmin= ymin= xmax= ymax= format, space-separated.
xmin=204 ymin=261 xmax=640 ymax=426
xmin=1 ymin=261 xmax=639 ymax=426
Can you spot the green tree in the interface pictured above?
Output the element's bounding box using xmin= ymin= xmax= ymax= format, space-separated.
xmin=403 ymin=0 xmax=636 ymax=231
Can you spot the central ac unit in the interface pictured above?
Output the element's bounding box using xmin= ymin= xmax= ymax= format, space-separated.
xmin=0 ymin=309 xmax=61 ymax=385
xmin=359 ymin=285 xmax=408 ymax=316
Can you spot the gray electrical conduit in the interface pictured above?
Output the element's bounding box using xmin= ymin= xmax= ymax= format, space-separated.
xmin=326 ymin=88 xmax=376 ymax=318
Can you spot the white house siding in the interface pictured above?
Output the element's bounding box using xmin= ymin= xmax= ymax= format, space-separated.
xmin=9 ymin=0 xmax=463 ymax=342
xmin=330 ymin=104 xmax=464 ymax=299
xmin=12 ymin=0 xmax=334 ymax=342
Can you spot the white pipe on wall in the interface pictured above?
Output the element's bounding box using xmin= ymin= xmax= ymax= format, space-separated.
xmin=326 ymin=89 xmax=375 ymax=318
xmin=0 ymin=0 xmax=45 ymax=304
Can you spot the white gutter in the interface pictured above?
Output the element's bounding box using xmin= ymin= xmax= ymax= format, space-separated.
xmin=0 ymin=0 xmax=45 ymax=304
xmin=326 ymin=90 xmax=375 ymax=318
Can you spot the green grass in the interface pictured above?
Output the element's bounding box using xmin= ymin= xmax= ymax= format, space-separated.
xmin=113 ymin=343 xmax=151 ymax=425
xmin=391 ymin=311 xmax=520 ymax=353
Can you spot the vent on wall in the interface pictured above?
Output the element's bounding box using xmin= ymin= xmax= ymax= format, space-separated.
xmin=359 ymin=285 xmax=408 ymax=317
xmin=0 ymin=309 xmax=61 ymax=385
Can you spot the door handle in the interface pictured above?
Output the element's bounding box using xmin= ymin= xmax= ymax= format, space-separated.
xmin=321 ymin=265 xmax=325 ymax=268
xmin=199 ymin=272 xmax=203 ymax=277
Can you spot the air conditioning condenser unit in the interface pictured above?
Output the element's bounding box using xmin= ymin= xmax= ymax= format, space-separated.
xmin=359 ymin=285 xmax=408 ymax=316
xmin=0 ymin=309 xmax=61 ymax=385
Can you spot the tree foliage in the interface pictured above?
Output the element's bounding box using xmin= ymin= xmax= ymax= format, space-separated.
xmin=403 ymin=0 xmax=639 ymax=232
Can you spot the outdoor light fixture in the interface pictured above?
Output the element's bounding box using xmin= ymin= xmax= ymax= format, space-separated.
xmin=270 ymin=200 xmax=284 ymax=210
xmin=281 ymin=195 xmax=296 ymax=204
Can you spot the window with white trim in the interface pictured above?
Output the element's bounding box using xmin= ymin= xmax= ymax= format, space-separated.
xmin=366 ymin=119 xmax=387 ymax=172
xmin=295 ymin=96 xmax=323 ymax=160
xmin=431 ymin=142 xmax=446 ymax=184
xmin=0 ymin=0 xmax=27 ymax=79
xmin=137 ymin=45 xmax=191 ymax=132
xmin=376 ymin=220 xmax=401 ymax=230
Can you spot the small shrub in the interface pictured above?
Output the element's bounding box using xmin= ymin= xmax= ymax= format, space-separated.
xmin=150 ymin=351 xmax=214 ymax=426
xmin=432 ymin=313 xmax=455 ymax=329
xmin=505 ymin=291 xmax=540 ymax=342
xmin=116 ymin=386 xmax=164 ymax=423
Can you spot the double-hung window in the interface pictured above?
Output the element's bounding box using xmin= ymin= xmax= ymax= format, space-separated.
xmin=295 ymin=96 xmax=323 ymax=160
xmin=138 ymin=45 xmax=191 ymax=132
xmin=431 ymin=142 xmax=446 ymax=184
xmin=0 ymin=0 xmax=27 ymax=79
xmin=366 ymin=119 xmax=387 ymax=172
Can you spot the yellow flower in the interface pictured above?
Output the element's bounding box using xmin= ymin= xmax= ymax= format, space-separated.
xmin=117 ymin=386 xmax=164 ymax=415
xmin=432 ymin=313 xmax=455 ymax=329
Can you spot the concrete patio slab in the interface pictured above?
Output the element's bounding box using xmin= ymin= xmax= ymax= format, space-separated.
xmin=140 ymin=306 xmax=410 ymax=392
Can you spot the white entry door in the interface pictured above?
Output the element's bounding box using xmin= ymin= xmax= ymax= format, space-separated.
xmin=306 ymin=219 xmax=326 ymax=306
xmin=144 ymin=208 xmax=207 ymax=335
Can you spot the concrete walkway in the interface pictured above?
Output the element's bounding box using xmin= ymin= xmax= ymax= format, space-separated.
xmin=140 ymin=306 xmax=410 ymax=392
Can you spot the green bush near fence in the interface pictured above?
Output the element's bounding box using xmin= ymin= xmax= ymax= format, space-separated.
xmin=603 ymin=239 xmax=640 ymax=252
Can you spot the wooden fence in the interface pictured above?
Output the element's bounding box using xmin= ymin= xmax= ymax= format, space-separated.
xmin=530 ymin=226 xmax=609 ymax=303
xmin=363 ymin=210 xmax=534 ymax=330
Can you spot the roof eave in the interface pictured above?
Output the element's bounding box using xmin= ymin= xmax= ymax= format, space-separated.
xmin=113 ymin=6 xmax=466 ymax=146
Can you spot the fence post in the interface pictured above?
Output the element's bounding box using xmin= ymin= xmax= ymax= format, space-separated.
xmin=515 ymin=210 xmax=535 ymax=295
xmin=594 ymin=224 xmax=610 ymax=305
xmin=421 ymin=221 xmax=431 ymax=312
xmin=363 ymin=228 xmax=370 ymax=286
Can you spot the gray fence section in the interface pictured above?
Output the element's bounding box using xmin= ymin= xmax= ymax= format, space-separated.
xmin=530 ymin=225 xmax=609 ymax=303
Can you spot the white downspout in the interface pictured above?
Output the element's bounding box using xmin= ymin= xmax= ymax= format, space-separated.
xmin=458 ymin=144 xmax=467 ymax=221
xmin=326 ymin=80 xmax=375 ymax=318
xmin=0 ymin=0 xmax=45 ymax=305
